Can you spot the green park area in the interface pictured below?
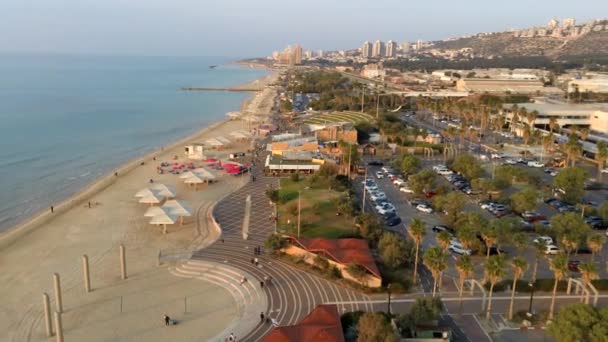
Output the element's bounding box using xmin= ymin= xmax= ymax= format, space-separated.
xmin=272 ymin=174 xmax=358 ymax=238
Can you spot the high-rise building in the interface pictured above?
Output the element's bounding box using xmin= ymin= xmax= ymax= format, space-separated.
xmin=401 ymin=41 xmax=411 ymax=55
xmin=318 ymin=50 xmax=324 ymax=58
xmin=415 ymin=39 xmax=424 ymax=50
xmin=372 ymin=40 xmax=385 ymax=58
xmin=361 ymin=41 xmax=372 ymax=58
xmin=386 ymin=40 xmax=397 ymax=57
xmin=562 ymin=18 xmax=576 ymax=29
xmin=293 ymin=44 xmax=303 ymax=65
xmin=547 ymin=18 xmax=559 ymax=29
xmin=304 ymin=50 xmax=313 ymax=59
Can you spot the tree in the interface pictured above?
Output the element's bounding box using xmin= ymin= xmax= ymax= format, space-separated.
xmin=508 ymin=257 xmax=528 ymax=320
xmin=409 ymin=297 xmax=443 ymax=324
xmin=456 ymin=255 xmax=473 ymax=315
xmin=265 ymin=189 xmax=279 ymax=203
xmin=579 ymin=262 xmax=599 ymax=288
xmin=408 ymin=169 xmax=437 ymax=195
xmin=379 ymin=233 xmax=407 ymax=269
xmin=596 ymin=141 xmax=608 ymax=181
xmin=587 ymin=234 xmax=606 ymax=262
xmin=433 ymin=192 xmax=467 ymax=226
xmin=265 ymin=234 xmax=285 ymax=252
xmin=484 ymin=254 xmax=506 ymax=320
xmin=346 ymin=264 xmax=368 ymax=283
xmin=551 ymin=212 xmax=591 ymax=259
xmin=400 ymin=153 xmax=421 ymax=175
xmin=509 ymin=187 xmax=539 ymax=214
xmin=356 ymin=312 xmax=398 ymax=342
xmin=436 ymin=231 xmax=452 ymax=252
xmin=599 ymin=201 xmax=608 ymax=223
xmin=339 ymin=141 xmax=361 ymax=173
xmin=549 ymin=254 xmax=568 ymax=320
xmin=480 ymin=226 xmax=498 ymax=259
xmin=423 ymin=246 xmax=447 ymax=297
xmin=547 ymin=303 xmax=608 ymax=342
xmin=451 ymin=154 xmax=484 ymax=180
xmin=410 ymin=218 xmax=426 ymax=284
xmin=564 ymin=133 xmax=582 ymax=166
xmin=356 ymin=213 xmax=383 ymax=242
xmin=554 ymin=167 xmax=588 ymax=204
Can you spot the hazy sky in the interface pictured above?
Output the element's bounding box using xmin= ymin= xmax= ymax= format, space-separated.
xmin=1 ymin=0 xmax=606 ymax=57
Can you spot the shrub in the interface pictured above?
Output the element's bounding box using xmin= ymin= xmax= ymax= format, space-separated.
xmin=314 ymin=255 xmax=330 ymax=270
xmin=264 ymin=234 xmax=286 ymax=252
xmin=290 ymin=173 xmax=300 ymax=182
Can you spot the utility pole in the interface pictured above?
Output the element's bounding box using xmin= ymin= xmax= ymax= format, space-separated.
xmin=376 ymin=91 xmax=380 ymax=119
xmin=360 ymin=85 xmax=365 ymax=113
xmin=362 ymin=168 xmax=367 ymax=213
xmin=297 ymin=190 xmax=301 ymax=238
xmin=347 ymin=145 xmax=352 ymax=178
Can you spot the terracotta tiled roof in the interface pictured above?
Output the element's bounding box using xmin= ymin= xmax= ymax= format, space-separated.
xmin=264 ymin=305 xmax=344 ymax=342
xmin=288 ymin=237 xmax=381 ymax=279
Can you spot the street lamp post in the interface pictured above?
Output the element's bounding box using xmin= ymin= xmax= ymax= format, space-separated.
xmin=527 ymin=281 xmax=535 ymax=317
xmin=297 ymin=190 xmax=301 ymax=238
xmin=362 ymin=168 xmax=367 ymax=213
xmin=387 ymin=284 xmax=392 ymax=315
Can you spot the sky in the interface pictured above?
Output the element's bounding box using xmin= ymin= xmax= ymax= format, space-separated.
xmin=0 ymin=0 xmax=606 ymax=57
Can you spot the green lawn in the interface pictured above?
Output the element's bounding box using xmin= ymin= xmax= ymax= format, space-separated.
xmin=276 ymin=178 xmax=357 ymax=239
xmin=303 ymin=111 xmax=374 ymax=125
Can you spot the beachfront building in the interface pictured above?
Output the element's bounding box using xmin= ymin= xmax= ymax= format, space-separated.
xmin=314 ymin=124 xmax=358 ymax=145
xmin=282 ymin=236 xmax=382 ymax=288
xmin=264 ymin=304 xmax=344 ymax=342
xmin=267 ymin=137 xmax=319 ymax=156
xmin=264 ymin=152 xmax=326 ymax=175
xmin=456 ymin=78 xmax=563 ymax=95
xmin=184 ymin=143 xmax=205 ymax=160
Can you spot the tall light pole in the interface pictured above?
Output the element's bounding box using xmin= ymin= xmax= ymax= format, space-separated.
xmin=387 ymin=284 xmax=392 ymax=315
xmin=360 ymin=84 xmax=366 ymax=113
xmin=362 ymin=168 xmax=367 ymax=213
xmin=297 ymin=190 xmax=301 ymax=238
xmin=527 ymin=281 xmax=535 ymax=317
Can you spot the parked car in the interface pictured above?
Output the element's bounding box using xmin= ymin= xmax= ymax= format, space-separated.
xmin=386 ymin=216 xmax=402 ymax=227
xmin=504 ymin=159 xmax=517 ymax=165
xmin=533 ymin=236 xmax=554 ymax=245
xmin=491 ymin=153 xmax=504 ymax=159
xmin=416 ymin=203 xmax=434 ymax=213
xmin=377 ymin=203 xmax=396 ymax=215
xmin=449 ymin=240 xmax=472 ymax=255
xmin=437 ymin=169 xmax=454 ymax=176
xmin=424 ymin=191 xmax=437 ymax=198
xmin=370 ymin=192 xmax=387 ymax=202
xmin=375 ymin=171 xmax=385 ymax=179
xmin=393 ymin=178 xmax=406 ymax=186
xmin=527 ymin=161 xmax=544 ymax=168
xmin=544 ymin=244 xmax=561 ymax=255
xmin=432 ymin=225 xmax=454 ymax=234
xmin=400 ymin=186 xmax=414 ymax=194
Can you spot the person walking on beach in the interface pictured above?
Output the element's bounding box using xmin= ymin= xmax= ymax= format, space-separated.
xmin=50 ymin=206 xmax=54 ymax=213
xmin=254 ymin=257 xmax=259 ymax=266
xmin=240 ymin=276 xmax=247 ymax=285
xmin=228 ymin=332 xmax=236 ymax=341
xmin=260 ymin=312 xmax=265 ymax=323
xmin=88 ymin=201 xmax=91 ymax=208
xmin=164 ymin=314 xmax=170 ymax=326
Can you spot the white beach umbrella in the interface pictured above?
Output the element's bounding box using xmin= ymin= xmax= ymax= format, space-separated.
xmin=135 ymin=188 xmax=157 ymax=198
xmin=184 ymin=174 xmax=204 ymax=190
xmin=144 ymin=206 xmax=168 ymax=218
xmin=216 ymin=136 xmax=231 ymax=145
xmin=162 ymin=200 xmax=192 ymax=225
xmin=149 ymin=183 xmax=177 ymax=199
xmin=205 ymin=138 xmax=223 ymax=147
xmin=179 ymin=171 xmax=196 ymax=179
xmin=149 ymin=211 xmax=178 ymax=234
xmin=192 ymin=167 xmax=217 ymax=181
xmin=138 ymin=192 xmax=163 ymax=206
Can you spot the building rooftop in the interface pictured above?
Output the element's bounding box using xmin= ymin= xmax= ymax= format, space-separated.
xmin=287 ymin=237 xmax=381 ymax=278
xmin=264 ymin=305 xmax=344 ymax=342
xmin=502 ymin=102 xmax=608 ymax=113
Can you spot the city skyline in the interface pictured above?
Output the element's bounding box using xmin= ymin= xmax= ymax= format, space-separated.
xmin=0 ymin=0 xmax=606 ymax=57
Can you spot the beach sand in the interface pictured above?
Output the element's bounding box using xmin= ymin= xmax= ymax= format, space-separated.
xmin=0 ymin=71 xmax=278 ymax=341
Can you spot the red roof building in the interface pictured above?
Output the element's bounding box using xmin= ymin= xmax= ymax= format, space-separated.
xmin=264 ymin=304 xmax=344 ymax=342
xmin=286 ymin=237 xmax=381 ymax=279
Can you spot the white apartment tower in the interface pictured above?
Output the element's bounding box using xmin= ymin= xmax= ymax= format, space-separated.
xmin=386 ymin=40 xmax=397 ymax=57
xmin=361 ymin=41 xmax=372 ymax=58
xmin=372 ymin=40 xmax=385 ymax=58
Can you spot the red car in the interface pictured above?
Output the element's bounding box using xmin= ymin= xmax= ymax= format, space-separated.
xmin=425 ymin=191 xmax=437 ymax=198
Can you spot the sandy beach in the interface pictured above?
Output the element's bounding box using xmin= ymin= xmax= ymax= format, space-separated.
xmin=0 ymin=70 xmax=278 ymax=341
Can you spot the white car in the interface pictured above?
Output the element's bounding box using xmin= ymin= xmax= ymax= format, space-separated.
xmin=365 ymin=184 xmax=378 ymax=191
xmin=393 ymin=178 xmax=406 ymax=186
xmin=533 ymin=236 xmax=554 ymax=245
xmin=377 ymin=203 xmax=396 ymax=215
xmin=504 ymin=159 xmax=517 ymax=165
xmin=491 ymin=153 xmax=504 ymax=159
xmin=432 ymin=165 xmax=448 ymax=172
xmin=375 ymin=171 xmax=384 ymax=179
xmin=416 ymin=204 xmax=433 ymax=213
xmin=370 ymin=192 xmax=387 ymax=202
xmin=437 ymin=169 xmax=454 ymax=176
xmin=545 ymin=244 xmax=561 ymax=255
xmin=449 ymin=240 xmax=472 ymax=255
xmin=527 ymin=161 xmax=544 ymax=168
xmin=601 ymin=168 xmax=608 ymax=174
xmin=400 ymin=186 xmax=414 ymax=193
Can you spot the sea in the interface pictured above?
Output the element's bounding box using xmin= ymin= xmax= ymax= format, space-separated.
xmin=0 ymin=54 xmax=268 ymax=232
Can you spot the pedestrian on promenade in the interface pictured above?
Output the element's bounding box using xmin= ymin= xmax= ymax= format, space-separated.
xmin=260 ymin=312 xmax=265 ymax=323
xmin=254 ymin=257 xmax=259 ymax=266
xmin=240 ymin=276 xmax=247 ymax=285
xmin=164 ymin=314 xmax=170 ymax=326
xmin=271 ymin=317 xmax=279 ymax=327
xmin=257 ymin=246 xmax=262 ymax=255
xmin=50 ymin=206 xmax=54 ymax=213
xmin=250 ymin=258 xmax=255 ymax=265
xmin=228 ymin=332 xmax=236 ymax=341
xmin=260 ymin=280 xmax=264 ymax=288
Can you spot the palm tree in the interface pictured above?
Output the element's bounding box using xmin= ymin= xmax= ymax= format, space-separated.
xmin=587 ymin=234 xmax=606 ymax=262
xmin=484 ymin=255 xmax=506 ymax=320
xmin=508 ymin=257 xmax=528 ymax=320
xmin=579 ymin=128 xmax=590 ymax=142
xmin=548 ymin=254 xmax=568 ymax=320
xmin=423 ymin=246 xmax=448 ymax=297
xmin=596 ymin=141 xmax=608 ymax=180
xmin=481 ymin=226 xmax=498 ymax=260
xmin=560 ymin=232 xmax=580 ymax=260
xmin=579 ymin=262 xmax=598 ymax=303
xmin=564 ymin=133 xmax=582 ymax=166
xmin=531 ymin=240 xmax=547 ymax=282
xmin=410 ymin=218 xmax=427 ymax=285
xmin=437 ymin=231 xmax=452 ymax=252
xmin=456 ymin=254 xmax=473 ymax=315
xmin=548 ymin=117 xmax=559 ymax=135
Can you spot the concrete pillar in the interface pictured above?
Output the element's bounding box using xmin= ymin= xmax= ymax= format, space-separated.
xmin=82 ymin=255 xmax=91 ymax=292
xmin=43 ymin=293 xmax=53 ymax=337
xmin=120 ymin=244 xmax=127 ymax=280
xmin=53 ymin=311 xmax=64 ymax=342
xmin=53 ymin=273 xmax=63 ymax=313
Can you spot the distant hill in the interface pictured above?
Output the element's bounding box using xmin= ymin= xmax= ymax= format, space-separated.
xmin=429 ymin=30 xmax=608 ymax=60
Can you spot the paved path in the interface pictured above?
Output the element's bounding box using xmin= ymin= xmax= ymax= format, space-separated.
xmin=192 ymin=162 xmax=373 ymax=341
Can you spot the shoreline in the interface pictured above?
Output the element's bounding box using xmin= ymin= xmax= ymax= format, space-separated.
xmin=0 ymin=66 xmax=276 ymax=250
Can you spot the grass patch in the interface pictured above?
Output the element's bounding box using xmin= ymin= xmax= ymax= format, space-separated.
xmin=303 ymin=111 xmax=374 ymax=125
xmin=276 ymin=177 xmax=358 ymax=238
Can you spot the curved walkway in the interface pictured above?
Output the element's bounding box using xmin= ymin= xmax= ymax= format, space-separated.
xmin=192 ymin=164 xmax=373 ymax=341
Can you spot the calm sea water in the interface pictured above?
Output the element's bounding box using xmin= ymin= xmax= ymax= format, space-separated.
xmin=0 ymin=54 xmax=267 ymax=232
